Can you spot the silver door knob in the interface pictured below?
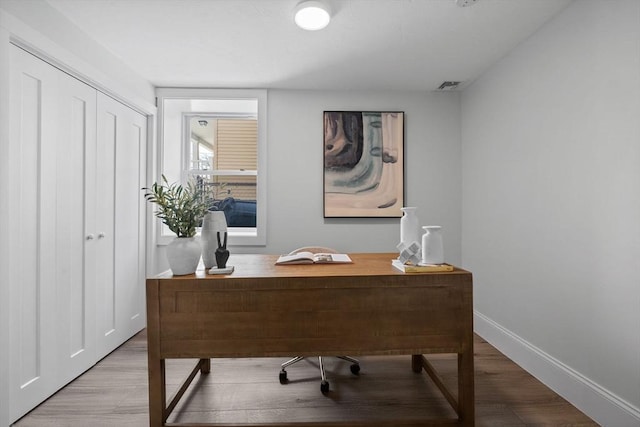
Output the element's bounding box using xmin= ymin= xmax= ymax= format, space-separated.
xmin=98 ymin=233 xmax=106 ymax=239
xmin=86 ymin=234 xmax=95 ymax=240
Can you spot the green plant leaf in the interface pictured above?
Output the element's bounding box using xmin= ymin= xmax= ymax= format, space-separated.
xmin=141 ymin=175 xmax=208 ymax=237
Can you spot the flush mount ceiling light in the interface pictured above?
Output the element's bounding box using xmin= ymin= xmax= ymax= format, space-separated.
xmin=294 ymin=1 xmax=331 ymax=31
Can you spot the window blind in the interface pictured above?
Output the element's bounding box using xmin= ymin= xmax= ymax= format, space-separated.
xmin=214 ymin=119 xmax=257 ymax=200
xmin=215 ymin=119 xmax=257 ymax=170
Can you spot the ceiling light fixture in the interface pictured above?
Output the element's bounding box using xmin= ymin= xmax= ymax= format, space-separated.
xmin=294 ymin=1 xmax=331 ymax=31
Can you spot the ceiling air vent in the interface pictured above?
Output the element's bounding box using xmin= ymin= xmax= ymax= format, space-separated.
xmin=456 ymin=0 xmax=479 ymax=7
xmin=437 ymin=81 xmax=461 ymax=91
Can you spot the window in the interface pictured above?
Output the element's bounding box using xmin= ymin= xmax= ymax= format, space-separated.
xmin=156 ymin=89 xmax=267 ymax=246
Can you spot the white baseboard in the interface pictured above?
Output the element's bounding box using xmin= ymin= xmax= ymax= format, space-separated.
xmin=474 ymin=311 xmax=640 ymax=427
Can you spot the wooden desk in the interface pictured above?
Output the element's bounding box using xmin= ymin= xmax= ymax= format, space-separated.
xmin=146 ymin=253 xmax=474 ymax=426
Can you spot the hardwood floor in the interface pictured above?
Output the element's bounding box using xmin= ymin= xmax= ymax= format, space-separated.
xmin=13 ymin=330 xmax=598 ymax=426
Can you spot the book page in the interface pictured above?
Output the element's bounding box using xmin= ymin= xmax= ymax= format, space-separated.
xmin=276 ymin=252 xmax=352 ymax=264
xmin=314 ymin=253 xmax=352 ymax=263
xmin=276 ymin=252 xmax=315 ymax=264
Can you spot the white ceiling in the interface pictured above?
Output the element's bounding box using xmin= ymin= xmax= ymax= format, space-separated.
xmin=43 ymin=0 xmax=572 ymax=91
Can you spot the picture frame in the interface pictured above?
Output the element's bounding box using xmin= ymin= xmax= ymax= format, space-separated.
xmin=323 ymin=111 xmax=404 ymax=218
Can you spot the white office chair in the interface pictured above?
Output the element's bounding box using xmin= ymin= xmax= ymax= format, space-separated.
xmin=278 ymin=246 xmax=361 ymax=394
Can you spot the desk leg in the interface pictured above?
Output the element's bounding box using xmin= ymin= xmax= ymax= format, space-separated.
xmin=147 ymin=280 xmax=166 ymax=427
xmin=411 ymin=354 xmax=423 ymax=373
xmin=413 ymin=352 xmax=475 ymax=426
xmin=200 ymin=358 xmax=211 ymax=374
xmin=148 ymin=358 xmax=166 ymax=427
xmin=458 ymin=350 xmax=475 ymax=427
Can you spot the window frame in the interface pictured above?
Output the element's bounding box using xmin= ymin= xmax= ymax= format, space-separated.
xmin=155 ymin=88 xmax=267 ymax=246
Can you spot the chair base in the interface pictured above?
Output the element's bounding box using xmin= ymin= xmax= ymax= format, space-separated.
xmin=279 ymin=355 xmax=360 ymax=394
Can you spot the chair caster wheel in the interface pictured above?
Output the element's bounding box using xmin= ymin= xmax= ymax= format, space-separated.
xmin=350 ymin=364 xmax=360 ymax=375
xmin=320 ymin=380 xmax=330 ymax=394
xmin=279 ymin=370 xmax=288 ymax=384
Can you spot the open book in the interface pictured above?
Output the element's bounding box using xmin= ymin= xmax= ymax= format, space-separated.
xmin=276 ymin=252 xmax=353 ymax=265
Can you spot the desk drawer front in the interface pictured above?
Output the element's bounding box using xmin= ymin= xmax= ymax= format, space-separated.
xmin=155 ymin=282 xmax=472 ymax=358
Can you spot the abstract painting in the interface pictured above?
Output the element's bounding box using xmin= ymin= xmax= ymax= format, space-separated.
xmin=323 ymin=111 xmax=404 ymax=218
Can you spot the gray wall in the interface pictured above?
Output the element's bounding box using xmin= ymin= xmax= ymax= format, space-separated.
xmin=153 ymin=89 xmax=463 ymax=272
xmin=461 ymin=0 xmax=640 ymax=424
xmin=263 ymin=90 xmax=462 ymax=256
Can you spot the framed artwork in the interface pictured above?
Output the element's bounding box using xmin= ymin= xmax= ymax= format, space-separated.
xmin=323 ymin=111 xmax=404 ymax=218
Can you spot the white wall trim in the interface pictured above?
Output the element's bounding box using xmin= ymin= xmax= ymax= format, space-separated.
xmin=474 ymin=311 xmax=640 ymax=427
xmin=0 ymin=22 xmax=12 ymax=427
xmin=154 ymin=88 xmax=268 ymax=250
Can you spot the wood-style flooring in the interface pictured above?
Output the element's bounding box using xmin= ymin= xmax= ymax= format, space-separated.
xmin=13 ymin=330 xmax=598 ymax=426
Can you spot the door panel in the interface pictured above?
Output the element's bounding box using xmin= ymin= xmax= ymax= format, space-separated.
xmin=54 ymin=73 xmax=97 ymax=386
xmin=95 ymin=108 xmax=116 ymax=339
xmin=9 ymin=45 xmax=59 ymax=421
xmin=97 ymin=93 xmax=147 ymax=356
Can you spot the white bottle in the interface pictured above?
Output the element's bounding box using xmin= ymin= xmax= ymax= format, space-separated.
xmin=400 ymin=207 xmax=420 ymax=248
xmin=421 ymin=226 xmax=444 ymax=265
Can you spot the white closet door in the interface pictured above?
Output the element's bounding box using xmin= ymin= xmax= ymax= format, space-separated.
xmin=8 ymin=45 xmax=60 ymax=421
xmin=54 ymin=70 xmax=98 ymax=386
xmin=9 ymin=45 xmax=99 ymax=422
xmin=9 ymin=45 xmax=147 ymax=424
xmin=96 ymin=93 xmax=146 ymax=355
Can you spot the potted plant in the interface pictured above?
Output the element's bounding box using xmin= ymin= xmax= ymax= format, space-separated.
xmin=143 ymin=175 xmax=208 ymax=275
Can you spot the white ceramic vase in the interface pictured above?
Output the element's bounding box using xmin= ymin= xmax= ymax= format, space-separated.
xmin=400 ymin=207 xmax=420 ymax=248
xmin=421 ymin=226 xmax=444 ymax=265
xmin=201 ymin=211 xmax=228 ymax=269
xmin=166 ymin=237 xmax=201 ymax=275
